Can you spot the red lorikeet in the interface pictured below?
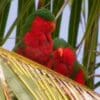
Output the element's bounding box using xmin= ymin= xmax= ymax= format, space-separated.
xmin=16 ymin=8 xmax=56 ymax=65
xmin=74 ymin=69 xmax=86 ymax=85
xmin=16 ymin=8 xmax=86 ymax=85
xmin=47 ymin=47 xmax=86 ymax=85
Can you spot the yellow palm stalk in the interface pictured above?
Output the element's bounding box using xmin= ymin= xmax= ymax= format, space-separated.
xmin=0 ymin=48 xmax=100 ymax=100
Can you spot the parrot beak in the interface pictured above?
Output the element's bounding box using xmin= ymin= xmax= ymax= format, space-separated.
xmin=58 ymin=48 xmax=63 ymax=57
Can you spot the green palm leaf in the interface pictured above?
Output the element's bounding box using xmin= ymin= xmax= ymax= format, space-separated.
xmin=16 ymin=0 xmax=35 ymax=44
xmin=83 ymin=0 xmax=100 ymax=89
xmin=0 ymin=0 xmax=11 ymax=45
xmin=68 ymin=0 xmax=82 ymax=48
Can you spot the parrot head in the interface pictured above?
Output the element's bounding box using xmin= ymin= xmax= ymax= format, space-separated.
xmin=31 ymin=8 xmax=56 ymax=34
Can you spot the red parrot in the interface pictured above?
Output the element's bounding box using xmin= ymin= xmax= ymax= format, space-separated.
xmin=47 ymin=47 xmax=86 ymax=85
xmin=16 ymin=9 xmax=56 ymax=65
xmin=74 ymin=69 xmax=86 ymax=85
xmin=16 ymin=8 xmax=86 ymax=85
xmin=47 ymin=48 xmax=76 ymax=76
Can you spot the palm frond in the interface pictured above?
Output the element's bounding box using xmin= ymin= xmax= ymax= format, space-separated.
xmin=0 ymin=48 xmax=100 ymax=99
xmin=0 ymin=0 xmax=11 ymax=45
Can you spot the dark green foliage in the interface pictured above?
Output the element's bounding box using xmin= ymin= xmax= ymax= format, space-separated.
xmin=53 ymin=0 xmax=64 ymax=38
xmin=94 ymin=82 xmax=100 ymax=89
xmin=68 ymin=0 xmax=82 ymax=48
xmin=0 ymin=0 xmax=11 ymax=45
xmin=16 ymin=0 xmax=35 ymax=44
xmin=83 ymin=0 xmax=99 ymax=89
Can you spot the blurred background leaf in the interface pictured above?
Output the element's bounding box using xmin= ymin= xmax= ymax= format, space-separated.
xmin=16 ymin=0 xmax=35 ymax=44
xmin=68 ymin=0 xmax=82 ymax=48
xmin=83 ymin=0 xmax=99 ymax=89
xmin=0 ymin=0 xmax=11 ymax=45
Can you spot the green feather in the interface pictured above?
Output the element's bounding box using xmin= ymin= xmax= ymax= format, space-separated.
xmin=34 ymin=8 xmax=55 ymax=21
xmin=54 ymin=38 xmax=71 ymax=50
xmin=71 ymin=62 xmax=88 ymax=81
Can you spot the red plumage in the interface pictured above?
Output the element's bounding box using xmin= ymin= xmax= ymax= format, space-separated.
xmin=47 ymin=48 xmax=76 ymax=77
xmin=54 ymin=63 xmax=67 ymax=75
xmin=16 ymin=14 xmax=86 ymax=85
xmin=62 ymin=48 xmax=76 ymax=67
xmin=17 ymin=16 xmax=55 ymax=66
xmin=74 ymin=69 xmax=85 ymax=85
xmin=31 ymin=16 xmax=56 ymax=34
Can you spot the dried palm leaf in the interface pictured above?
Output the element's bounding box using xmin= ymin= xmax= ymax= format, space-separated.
xmin=0 ymin=48 xmax=100 ymax=100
